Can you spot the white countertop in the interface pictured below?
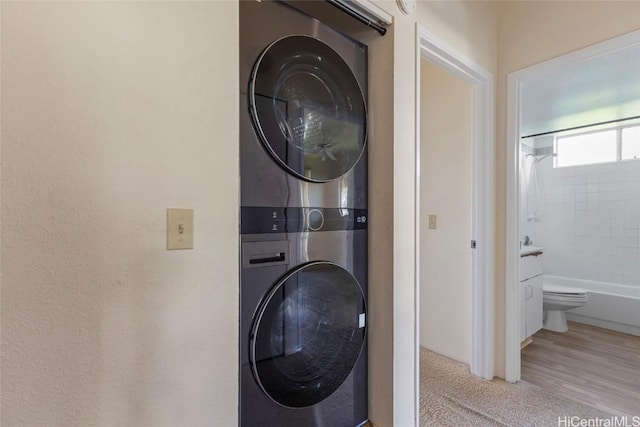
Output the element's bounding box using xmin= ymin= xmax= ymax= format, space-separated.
xmin=520 ymin=246 xmax=544 ymax=256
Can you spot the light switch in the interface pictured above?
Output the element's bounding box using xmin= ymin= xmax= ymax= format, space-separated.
xmin=167 ymin=208 xmax=194 ymax=250
xmin=428 ymin=214 xmax=437 ymax=230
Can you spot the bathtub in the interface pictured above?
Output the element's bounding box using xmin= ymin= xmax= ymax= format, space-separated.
xmin=544 ymin=275 xmax=640 ymax=336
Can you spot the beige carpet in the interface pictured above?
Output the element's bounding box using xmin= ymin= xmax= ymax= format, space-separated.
xmin=420 ymin=348 xmax=611 ymax=427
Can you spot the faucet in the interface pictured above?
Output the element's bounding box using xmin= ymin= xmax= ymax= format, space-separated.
xmin=523 ymin=235 xmax=532 ymax=246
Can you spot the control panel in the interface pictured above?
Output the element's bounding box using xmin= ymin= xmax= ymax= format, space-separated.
xmin=241 ymin=207 xmax=368 ymax=234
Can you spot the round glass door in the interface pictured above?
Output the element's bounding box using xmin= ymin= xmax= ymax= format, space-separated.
xmin=249 ymin=35 xmax=367 ymax=183
xmin=250 ymin=262 xmax=366 ymax=408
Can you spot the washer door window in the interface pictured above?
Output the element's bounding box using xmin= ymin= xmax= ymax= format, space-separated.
xmin=250 ymin=262 xmax=366 ymax=408
xmin=249 ymin=35 xmax=367 ymax=183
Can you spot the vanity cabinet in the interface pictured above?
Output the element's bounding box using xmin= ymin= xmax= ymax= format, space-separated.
xmin=520 ymin=252 xmax=543 ymax=342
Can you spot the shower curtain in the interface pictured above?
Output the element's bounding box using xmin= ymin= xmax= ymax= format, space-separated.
xmin=526 ymin=157 xmax=544 ymax=220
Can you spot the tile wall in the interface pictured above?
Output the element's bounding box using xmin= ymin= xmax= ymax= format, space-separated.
xmin=525 ymin=150 xmax=640 ymax=286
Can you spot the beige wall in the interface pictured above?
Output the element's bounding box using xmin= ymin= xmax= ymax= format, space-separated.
xmin=494 ymin=0 xmax=640 ymax=378
xmin=1 ymin=2 xmax=238 ymax=426
xmin=419 ymin=60 xmax=473 ymax=364
xmin=415 ymin=1 xmax=498 ymax=73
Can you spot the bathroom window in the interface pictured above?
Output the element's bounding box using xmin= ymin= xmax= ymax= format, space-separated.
xmin=554 ymin=124 xmax=640 ymax=167
xmin=555 ymin=129 xmax=617 ymax=167
xmin=621 ymin=125 xmax=640 ymax=160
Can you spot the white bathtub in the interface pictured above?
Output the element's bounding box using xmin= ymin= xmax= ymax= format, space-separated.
xmin=544 ymin=275 xmax=640 ymax=336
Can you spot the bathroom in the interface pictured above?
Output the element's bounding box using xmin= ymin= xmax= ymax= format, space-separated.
xmin=520 ymin=126 xmax=640 ymax=337
xmin=515 ymin=30 xmax=640 ymax=336
xmin=513 ymin=33 xmax=640 ymax=416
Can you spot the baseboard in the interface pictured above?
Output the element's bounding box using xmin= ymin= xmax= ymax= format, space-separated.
xmin=566 ymin=313 xmax=640 ymax=337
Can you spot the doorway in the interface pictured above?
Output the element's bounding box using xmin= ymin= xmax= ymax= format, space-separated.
xmin=414 ymin=26 xmax=496 ymax=407
xmin=419 ymin=59 xmax=474 ymax=363
xmin=505 ymin=29 xmax=640 ymax=383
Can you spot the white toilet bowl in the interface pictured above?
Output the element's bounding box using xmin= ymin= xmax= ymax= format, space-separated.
xmin=543 ymin=284 xmax=588 ymax=332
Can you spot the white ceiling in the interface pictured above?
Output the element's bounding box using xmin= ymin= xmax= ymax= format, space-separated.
xmin=521 ymin=43 xmax=640 ymax=137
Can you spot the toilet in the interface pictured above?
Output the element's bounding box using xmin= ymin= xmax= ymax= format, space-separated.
xmin=543 ymin=284 xmax=588 ymax=332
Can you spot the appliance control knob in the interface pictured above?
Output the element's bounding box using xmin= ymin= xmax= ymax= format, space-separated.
xmin=307 ymin=209 xmax=324 ymax=231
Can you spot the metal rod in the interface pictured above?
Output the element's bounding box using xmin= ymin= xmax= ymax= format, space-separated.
xmin=521 ymin=115 xmax=640 ymax=139
xmin=325 ymin=0 xmax=387 ymax=36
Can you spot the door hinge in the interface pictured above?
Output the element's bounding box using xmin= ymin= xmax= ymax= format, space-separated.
xmin=471 ymin=240 xmax=477 ymax=249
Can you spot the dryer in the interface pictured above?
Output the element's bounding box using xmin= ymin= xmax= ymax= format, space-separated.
xmin=239 ymin=0 xmax=368 ymax=211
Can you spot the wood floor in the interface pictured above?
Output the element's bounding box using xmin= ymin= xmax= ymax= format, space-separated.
xmin=521 ymin=321 xmax=640 ymax=416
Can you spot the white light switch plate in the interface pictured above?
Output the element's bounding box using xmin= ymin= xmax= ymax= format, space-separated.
xmin=428 ymin=214 xmax=437 ymax=230
xmin=167 ymin=208 xmax=194 ymax=250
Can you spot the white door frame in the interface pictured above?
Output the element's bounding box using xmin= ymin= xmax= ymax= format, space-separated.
xmin=504 ymin=29 xmax=640 ymax=383
xmin=414 ymin=23 xmax=495 ymax=402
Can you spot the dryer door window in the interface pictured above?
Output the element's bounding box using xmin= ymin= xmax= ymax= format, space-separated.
xmin=249 ymin=35 xmax=367 ymax=183
xmin=250 ymin=262 xmax=366 ymax=408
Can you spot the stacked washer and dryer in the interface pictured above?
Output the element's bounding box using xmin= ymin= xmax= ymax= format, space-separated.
xmin=239 ymin=1 xmax=369 ymax=426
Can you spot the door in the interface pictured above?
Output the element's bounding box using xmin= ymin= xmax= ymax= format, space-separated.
xmin=249 ymin=35 xmax=367 ymax=182
xmin=250 ymin=261 xmax=366 ymax=408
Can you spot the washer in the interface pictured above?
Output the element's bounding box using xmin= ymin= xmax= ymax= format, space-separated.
xmin=239 ymin=1 xmax=369 ymax=426
xmin=240 ymin=223 xmax=367 ymax=426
